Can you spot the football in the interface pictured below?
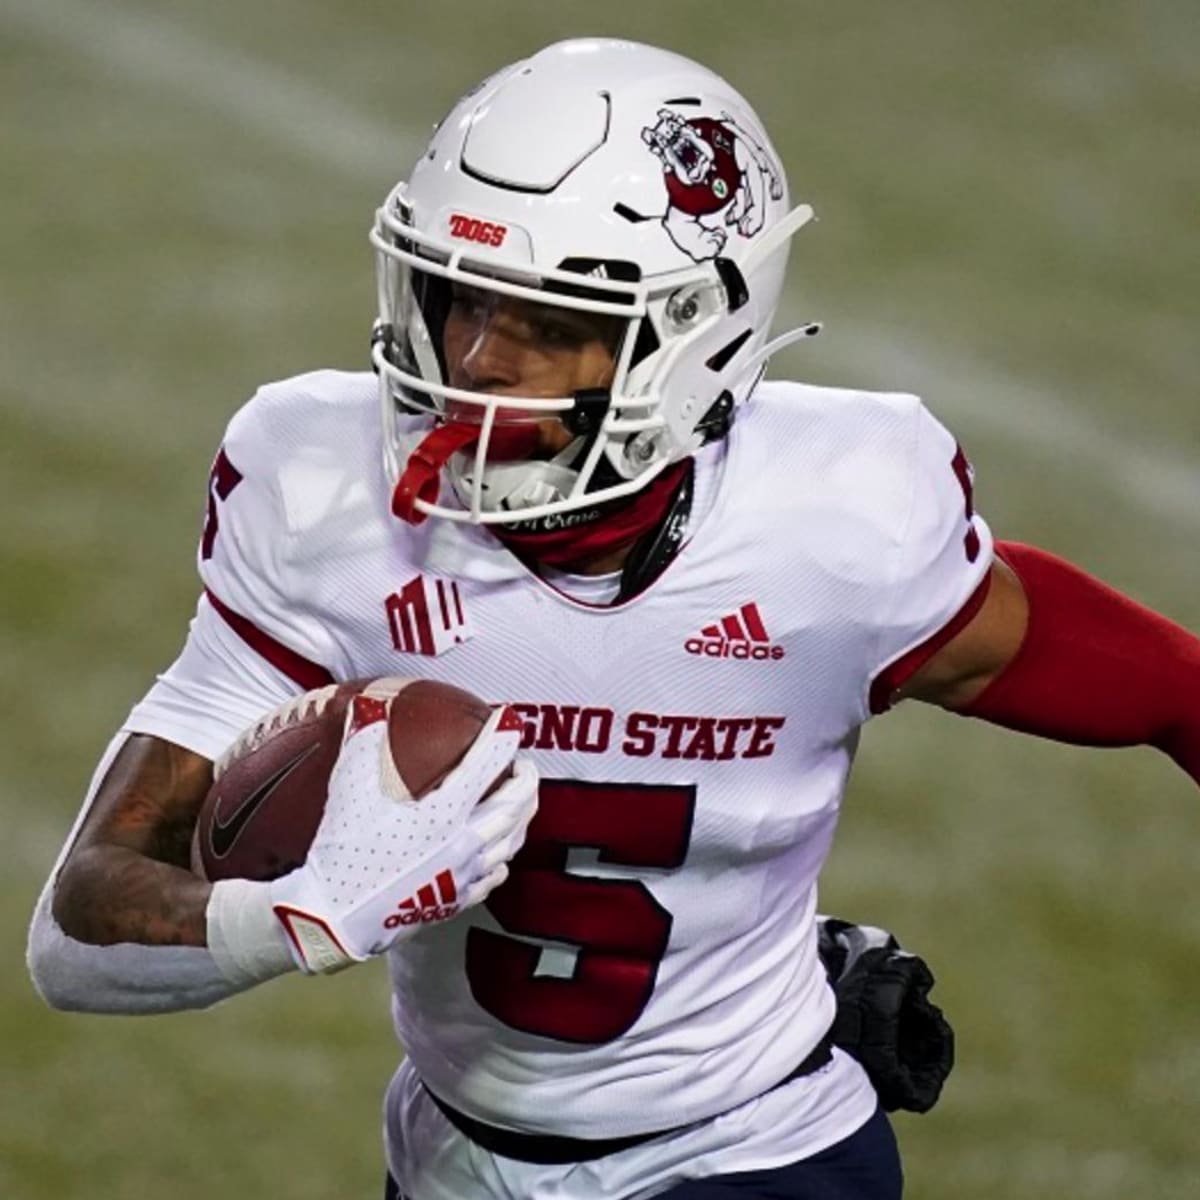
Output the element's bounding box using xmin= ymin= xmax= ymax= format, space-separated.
xmin=193 ymin=676 xmax=496 ymax=882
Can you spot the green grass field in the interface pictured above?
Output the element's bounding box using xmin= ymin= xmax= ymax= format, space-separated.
xmin=2 ymin=1 xmax=1197 ymax=1196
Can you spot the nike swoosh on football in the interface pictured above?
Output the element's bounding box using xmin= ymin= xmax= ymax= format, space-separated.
xmin=209 ymin=743 xmax=321 ymax=859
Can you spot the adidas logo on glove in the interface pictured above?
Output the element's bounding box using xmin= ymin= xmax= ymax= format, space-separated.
xmin=383 ymin=870 xmax=460 ymax=929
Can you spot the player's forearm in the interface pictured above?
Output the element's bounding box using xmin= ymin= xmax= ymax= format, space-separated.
xmin=961 ymin=542 xmax=1200 ymax=784
xmin=28 ymin=732 xmax=248 ymax=1014
xmin=51 ymin=733 xmax=216 ymax=947
xmin=53 ymin=843 xmax=211 ymax=947
xmin=36 ymin=856 xmax=297 ymax=1012
xmin=28 ymin=884 xmax=248 ymax=1014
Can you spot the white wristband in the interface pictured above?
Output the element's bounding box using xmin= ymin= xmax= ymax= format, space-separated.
xmin=206 ymin=878 xmax=297 ymax=987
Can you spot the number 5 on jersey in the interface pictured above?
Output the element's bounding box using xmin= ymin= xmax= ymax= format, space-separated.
xmin=466 ymin=779 xmax=695 ymax=1044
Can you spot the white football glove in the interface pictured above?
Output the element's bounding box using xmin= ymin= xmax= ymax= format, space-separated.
xmin=207 ymin=701 xmax=537 ymax=981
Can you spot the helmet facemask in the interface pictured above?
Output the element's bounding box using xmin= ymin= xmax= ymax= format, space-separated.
xmin=371 ymin=189 xmax=763 ymax=527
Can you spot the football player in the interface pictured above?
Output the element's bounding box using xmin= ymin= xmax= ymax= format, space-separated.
xmin=28 ymin=39 xmax=1199 ymax=1200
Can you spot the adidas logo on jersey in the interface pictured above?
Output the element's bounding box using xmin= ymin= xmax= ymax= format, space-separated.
xmin=684 ymin=603 xmax=785 ymax=660
xmin=383 ymin=870 xmax=459 ymax=929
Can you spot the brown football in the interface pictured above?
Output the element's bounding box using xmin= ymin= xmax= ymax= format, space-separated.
xmin=193 ymin=676 xmax=495 ymax=882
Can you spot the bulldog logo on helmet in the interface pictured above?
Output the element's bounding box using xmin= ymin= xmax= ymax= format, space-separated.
xmin=641 ymin=109 xmax=784 ymax=262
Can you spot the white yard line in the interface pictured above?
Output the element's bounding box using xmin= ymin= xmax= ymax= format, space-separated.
xmin=1 ymin=0 xmax=415 ymax=177
xmin=3 ymin=0 xmax=1195 ymax=529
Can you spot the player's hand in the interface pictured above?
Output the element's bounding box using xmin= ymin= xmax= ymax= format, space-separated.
xmin=268 ymin=705 xmax=538 ymax=974
xmin=817 ymin=916 xmax=955 ymax=1114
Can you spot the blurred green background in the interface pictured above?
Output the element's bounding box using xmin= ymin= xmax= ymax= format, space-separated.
xmin=2 ymin=1 xmax=1197 ymax=1196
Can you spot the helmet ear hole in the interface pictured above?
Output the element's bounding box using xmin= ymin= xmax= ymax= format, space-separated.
xmin=629 ymin=317 xmax=660 ymax=369
xmin=713 ymin=258 xmax=749 ymax=311
xmin=705 ymin=329 xmax=752 ymax=373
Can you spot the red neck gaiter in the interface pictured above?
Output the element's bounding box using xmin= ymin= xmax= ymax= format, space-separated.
xmin=491 ymin=460 xmax=692 ymax=572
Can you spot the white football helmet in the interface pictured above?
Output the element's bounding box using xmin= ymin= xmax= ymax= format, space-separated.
xmin=370 ymin=38 xmax=818 ymax=526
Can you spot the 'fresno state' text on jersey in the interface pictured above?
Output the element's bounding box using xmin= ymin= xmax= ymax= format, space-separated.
xmin=127 ymin=369 xmax=991 ymax=1146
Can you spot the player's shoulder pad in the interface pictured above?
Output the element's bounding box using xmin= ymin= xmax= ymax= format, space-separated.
xmin=220 ymin=369 xmax=379 ymax=538
xmin=199 ymin=369 xmax=379 ymax=625
xmin=734 ymin=379 xmax=930 ymax=547
xmin=890 ymin=394 xmax=988 ymax=591
xmin=223 ymin=369 xmax=376 ymax=478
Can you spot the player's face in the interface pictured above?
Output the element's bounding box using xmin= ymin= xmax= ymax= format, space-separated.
xmin=442 ymin=281 xmax=622 ymax=456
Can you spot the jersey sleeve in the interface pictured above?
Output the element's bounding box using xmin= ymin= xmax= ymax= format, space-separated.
xmin=863 ymin=401 xmax=994 ymax=715
xmin=198 ymin=392 xmax=341 ymax=671
xmin=125 ymin=388 xmax=339 ymax=758
xmin=123 ymin=595 xmax=305 ymax=760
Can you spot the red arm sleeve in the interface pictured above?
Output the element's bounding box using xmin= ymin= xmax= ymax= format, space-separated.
xmin=960 ymin=542 xmax=1200 ymax=786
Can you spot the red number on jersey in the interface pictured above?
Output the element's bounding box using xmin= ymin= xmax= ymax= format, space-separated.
xmin=200 ymin=447 xmax=244 ymax=560
xmin=950 ymin=444 xmax=981 ymax=563
xmin=466 ymin=778 xmax=695 ymax=1044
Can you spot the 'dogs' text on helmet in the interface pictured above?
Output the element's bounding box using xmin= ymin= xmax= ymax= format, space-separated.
xmin=370 ymin=38 xmax=818 ymax=526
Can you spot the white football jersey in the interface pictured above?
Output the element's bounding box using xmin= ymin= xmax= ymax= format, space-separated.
xmin=126 ymin=368 xmax=992 ymax=1185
